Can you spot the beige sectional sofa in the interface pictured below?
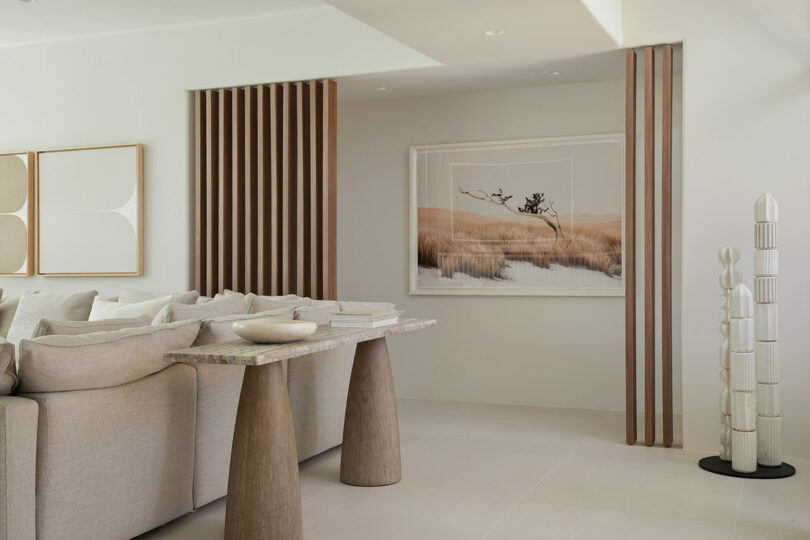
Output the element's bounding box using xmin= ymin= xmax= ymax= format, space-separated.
xmin=0 ymin=291 xmax=391 ymax=540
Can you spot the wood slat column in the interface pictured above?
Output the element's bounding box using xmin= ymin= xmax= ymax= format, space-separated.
xmin=661 ymin=44 xmax=674 ymax=448
xmin=643 ymin=46 xmax=656 ymax=447
xmin=625 ymin=50 xmax=637 ymax=446
xmin=194 ymin=80 xmax=337 ymax=299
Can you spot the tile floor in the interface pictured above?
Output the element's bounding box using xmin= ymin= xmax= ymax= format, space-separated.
xmin=140 ymin=400 xmax=809 ymax=539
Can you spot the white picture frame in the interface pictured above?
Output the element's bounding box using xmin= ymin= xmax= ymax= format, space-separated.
xmin=409 ymin=134 xmax=624 ymax=296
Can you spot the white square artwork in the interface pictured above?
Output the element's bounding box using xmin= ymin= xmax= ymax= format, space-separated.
xmin=37 ymin=144 xmax=143 ymax=275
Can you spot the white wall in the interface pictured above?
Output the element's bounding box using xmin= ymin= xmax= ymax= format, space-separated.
xmin=622 ymin=0 xmax=810 ymax=457
xmin=0 ymin=3 xmax=435 ymax=298
xmin=339 ymin=80 xmax=650 ymax=413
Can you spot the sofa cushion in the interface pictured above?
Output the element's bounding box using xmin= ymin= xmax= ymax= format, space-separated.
xmin=0 ymin=297 xmax=18 ymax=339
xmin=193 ymin=306 xmax=296 ymax=347
xmin=153 ymin=293 xmax=246 ymax=324
xmin=33 ymin=315 xmax=153 ymax=338
xmin=245 ymin=293 xmax=310 ymax=314
xmin=338 ymin=300 xmax=396 ymax=312
xmin=89 ymin=295 xmax=173 ymax=321
xmin=294 ymin=302 xmax=340 ymax=326
xmin=118 ymin=288 xmax=199 ymax=305
xmin=7 ymin=290 xmax=97 ymax=345
xmin=0 ymin=338 xmax=18 ymax=395
xmin=17 ymin=320 xmax=201 ymax=393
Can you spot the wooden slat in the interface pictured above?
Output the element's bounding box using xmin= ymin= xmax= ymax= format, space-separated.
xmin=269 ymin=85 xmax=282 ymax=295
xmin=205 ymin=90 xmax=220 ymax=297
xmin=257 ymin=85 xmax=270 ymax=295
xmin=625 ymin=50 xmax=637 ymax=446
xmin=662 ymin=44 xmax=674 ymax=448
xmin=296 ymin=82 xmax=311 ymax=297
xmin=245 ymin=86 xmax=259 ymax=294
xmin=643 ymin=46 xmax=656 ymax=447
xmin=232 ymin=88 xmax=246 ymax=294
xmin=218 ymin=90 xmax=233 ymax=293
xmin=282 ymin=82 xmax=295 ymax=294
xmin=323 ymin=80 xmax=338 ymax=300
xmin=194 ymin=91 xmax=207 ymax=292
xmin=309 ymin=81 xmax=324 ymax=298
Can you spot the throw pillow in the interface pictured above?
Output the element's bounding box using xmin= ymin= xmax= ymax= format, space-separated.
xmin=294 ymin=303 xmax=340 ymax=326
xmin=153 ymin=292 xmax=246 ymax=324
xmin=33 ymin=315 xmax=153 ymax=338
xmin=338 ymin=300 xmax=396 ymax=312
xmin=18 ymin=320 xmax=202 ymax=393
xmin=7 ymin=290 xmax=97 ymax=345
xmin=89 ymin=295 xmax=173 ymax=321
xmin=0 ymin=337 xmax=18 ymax=395
xmin=245 ymin=293 xmax=310 ymax=314
xmin=118 ymin=288 xmax=199 ymax=305
xmin=0 ymin=297 xmax=20 ymax=339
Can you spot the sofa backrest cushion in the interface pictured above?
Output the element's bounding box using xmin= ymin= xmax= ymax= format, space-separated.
xmin=0 ymin=297 xmax=19 ymax=339
xmin=89 ymin=295 xmax=174 ymax=321
xmin=7 ymin=290 xmax=97 ymax=345
xmin=17 ymin=320 xmax=201 ymax=393
xmin=294 ymin=302 xmax=340 ymax=326
xmin=153 ymin=292 xmax=246 ymax=324
xmin=193 ymin=306 xmax=297 ymax=346
xmin=33 ymin=315 xmax=153 ymax=338
xmin=0 ymin=337 xmax=18 ymax=395
xmin=118 ymin=288 xmax=200 ymax=305
xmin=245 ymin=293 xmax=310 ymax=314
xmin=338 ymin=300 xmax=396 ymax=312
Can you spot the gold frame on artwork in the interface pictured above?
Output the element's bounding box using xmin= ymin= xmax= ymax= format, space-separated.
xmin=36 ymin=143 xmax=144 ymax=276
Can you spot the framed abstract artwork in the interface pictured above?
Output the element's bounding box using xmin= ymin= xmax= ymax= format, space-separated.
xmin=37 ymin=144 xmax=143 ymax=276
xmin=0 ymin=152 xmax=35 ymax=276
xmin=410 ymin=134 xmax=624 ymax=296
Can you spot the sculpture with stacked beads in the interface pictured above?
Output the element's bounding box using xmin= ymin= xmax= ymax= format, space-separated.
xmin=717 ymin=246 xmax=741 ymax=461
xmin=729 ymin=284 xmax=757 ymax=473
xmin=754 ymin=193 xmax=781 ymax=466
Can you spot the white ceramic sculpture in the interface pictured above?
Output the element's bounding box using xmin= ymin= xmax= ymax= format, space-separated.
xmin=754 ymin=193 xmax=782 ymax=467
xmin=730 ymin=283 xmax=757 ymax=473
xmin=717 ymin=246 xmax=741 ymax=461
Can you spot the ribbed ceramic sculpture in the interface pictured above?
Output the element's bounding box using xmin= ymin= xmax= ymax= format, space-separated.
xmin=730 ymin=283 xmax=757 ymax=473
xmin=754 ymin=193 xmax=782 ymax=466
xmin=718 ymin=246 xmax=741 ymax=461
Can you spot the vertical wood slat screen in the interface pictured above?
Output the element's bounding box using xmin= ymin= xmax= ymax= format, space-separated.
xmin=194 ymin=79 xmax=337 ymax=299
xmin=625 ymin=45 xmax=675 ymax=447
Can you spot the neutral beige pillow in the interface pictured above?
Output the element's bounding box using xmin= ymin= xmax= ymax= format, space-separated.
xmin=89 ymin=295 xmax=173 ymax=321
xmin=246 ymin=293 xmax=310 ymax=314
xmin=7 ymin=290 xmax=97 ymax=345
xmin=153 ymin=292 xmax=246 ymax=324
xmin=294 ymin=303 xmax=340 ymax=326
xmin=118 ymin=288 xmax=199 ymax=305
xmin=338 ymin=300 xmax=396 ymax=312
xmin=0 ymin=337 xmax=18 ymax=395
xmin=33 ymin=315 xmax=153 ymax=338
xmin=0 ymin=288 xmax=3 ymax=301
xmin=0 ymin=297 xmax=20 ymax=339
xmin=193 ymin=306 xmax=297 ymax=346
xmin=18 ymin=320 xmax=201 ymax=393
xmin=196 ymin=296 xmax=213 ymax=304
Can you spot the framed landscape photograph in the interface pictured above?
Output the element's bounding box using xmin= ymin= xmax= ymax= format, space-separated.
xmin=410 ymin=134 xmax=624 ymax=296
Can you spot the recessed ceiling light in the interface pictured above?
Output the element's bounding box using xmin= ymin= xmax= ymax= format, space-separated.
xmin=377 ymin=86 xmax=390 ymax=92
xmin=483 ymin=29 xmax=505 ymax=37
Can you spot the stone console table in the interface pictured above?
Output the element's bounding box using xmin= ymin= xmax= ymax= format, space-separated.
xmin=165 ymin=318 xmax=437 ymax=540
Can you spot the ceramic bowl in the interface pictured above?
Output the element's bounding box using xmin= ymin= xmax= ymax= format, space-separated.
xmin=232 ymin=318 xmax=317 ymax=344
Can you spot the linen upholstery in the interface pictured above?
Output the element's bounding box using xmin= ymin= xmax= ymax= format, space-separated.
xmin=153 ymin=293 xmax=246 ymax=324
xmin=0 ymin=338 xmax=17 ymax=395
xmin=32 ymin=314 xmax=152 ymax=338
xmin=293 ymin=303 xmax=340 ymax=326
xmin=6 ymin=290 xmax=97 ymax=345
xmin=22 ymin=364 xmax=196 ymax=540
xmin=88 ymin=295 xmax=173 ymax=321
xmin=288 ymin=306 xmax=355 ymax=461
xmin=0 ymin=396 xmax=37 ymax=540
xmin=193 ymin=307 xmax=297 ymax=347
xmin=17 ymin=320 xmax=201 ymax=393
xmin=245 ymin=293 xmax=310 ymax=314
xmin=0 ymin=298 xmax=18 ymax=339
xmin=118 ymin=288 xmax=199 ymax=305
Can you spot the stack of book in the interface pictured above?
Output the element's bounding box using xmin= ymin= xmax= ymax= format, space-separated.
xmin=330 ymin=309 xmax=399 ymax=328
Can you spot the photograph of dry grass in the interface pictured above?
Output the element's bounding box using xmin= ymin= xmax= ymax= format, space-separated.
xmin=410 ymin=135 xmax=623 ymax=295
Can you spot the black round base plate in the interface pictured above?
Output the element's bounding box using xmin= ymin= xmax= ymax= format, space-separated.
xmin=699 ymin=456 xmax=796 ymax=479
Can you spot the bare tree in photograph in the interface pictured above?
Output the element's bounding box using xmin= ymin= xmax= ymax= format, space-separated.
xmin=458 ymin=187 xmax=564 ymax=239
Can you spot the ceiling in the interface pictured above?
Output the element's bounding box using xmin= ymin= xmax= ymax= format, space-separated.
xmin=326 ymin=0 xmax=627 ymax=101
xmin=0 ymin=0 xmax=323 ymax=47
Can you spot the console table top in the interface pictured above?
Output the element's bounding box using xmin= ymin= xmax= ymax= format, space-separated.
xmin=164 ymin=318 xmax=437 ymax=366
